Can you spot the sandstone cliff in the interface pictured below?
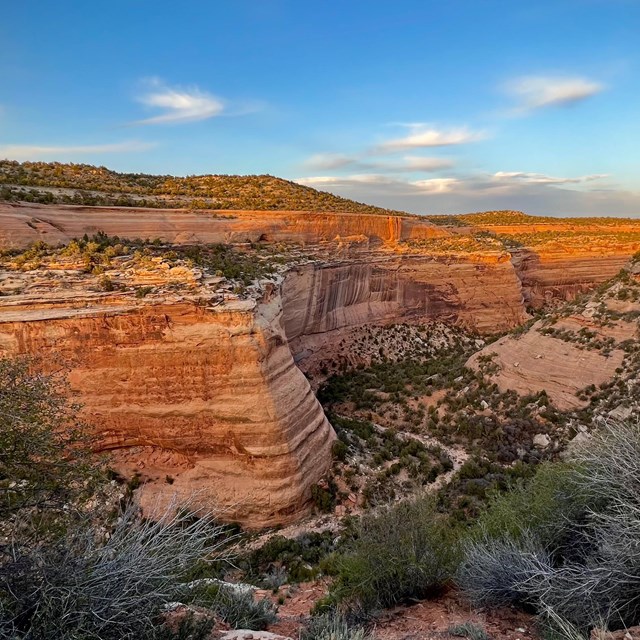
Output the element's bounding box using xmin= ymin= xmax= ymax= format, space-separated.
xmin=511 ymin=248 xmax=630 ymax=307
xmin=0 ymin=285 xmax=334 ymax=528
xmin=0 ymin=202 xmax=447 ymax=249
xmin=283 ymin=254 xmax=527 ymax=372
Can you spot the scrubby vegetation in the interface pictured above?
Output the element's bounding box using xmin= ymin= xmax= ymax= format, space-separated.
xmin=431 ymin=210 xmax=640 ymax=228
xmin=0 ymin=500 xmax=235 ymax=639
xmin=448 ymin=622 xmax=491 ymax=640
xmin=3 ymin=222 xmax=640 ymax=638
xmin=401 ymin=232 xmax=506 ymax=255
xmin=323 ymin=496 xmax=458 ymax=615
xmin=301 ymin=613 xmax=372 ymax=640
xmin=0 ymin=160 xmax=410 ymax=215
xmin=457 ymin=420 xmax=640 ymax=636
xmin=423 ymin=210 xmax=640 ymax=257
xmin=0 ymin=356 xmax=277 ymax=639
xmin=237 ymin=530 xmax=339 ymax=587
xmin=327 ymin=414 xmax=454 ymax=507
xmin=0 ymin=232 xmax=289 ymax=299
xmin=319 ymin=332 xmax=565 ymax=520
xmin=0 ymin=357 xmax=101 ymax=523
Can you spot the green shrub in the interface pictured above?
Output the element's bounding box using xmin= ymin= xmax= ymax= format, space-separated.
xmin=0 ymin=356 xmax=102 ymax=523
xmin=448 ymin=621 xmax=491 ymax=640
xmin=191 ymin=583 xmax=276 ymax=630
xmin=301 ymin=613 xmax=372 ymax=640
xmin=0 ymin=500 xmax=232 ymax=639
xmin=457 ymin=532 xmax=551 ymax=609
xmin=471 ymin=462 xmax=592 ymax=548
xmin=457 ymin=420 xmax=640 ymax=634
xmin=146 ymin=614 xmax=215 ymax=640
xmin=329 ymin=496 xmax=459 ymax=613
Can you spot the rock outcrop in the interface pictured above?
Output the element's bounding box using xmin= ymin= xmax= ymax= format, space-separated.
xmin=511 ymin=248 xmax=630 ymax=307
xmin=0 ymin=288 xmax=334 ymax=528
xmin=0 ymin=202 xmax=447 ymax=249
xmin=283 ymin=254 xmax=527 ymax=370
xmin=467 ymin=320 xmax=625 ymax=410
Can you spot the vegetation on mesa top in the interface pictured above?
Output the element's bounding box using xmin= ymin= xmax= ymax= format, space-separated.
xmin=418 ymin=210 xmax=640 ymax=254
xmin=0 ymin=232 xmax=287 ymax=294
xmin=0 ymin=159 xmax=409 ymax=216
xmin=427 ymin=209 xmax=640 ymax=227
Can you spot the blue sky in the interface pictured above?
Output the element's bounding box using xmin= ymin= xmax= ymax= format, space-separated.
xmin=1 ymin=0 xmax=639 ymax=215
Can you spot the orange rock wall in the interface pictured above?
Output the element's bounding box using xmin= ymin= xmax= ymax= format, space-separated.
xmin=0 ymin=202 xmax=447 ymax=248
xmin=2 ymin=202 xmax=639 ymax=526
xmin=511 ymin=249 xmax=629 ymax=307
xmin=283 ymin=255 xmax=528 ymax=368
xmin=0 ymin=294 xmax=334 ymax=528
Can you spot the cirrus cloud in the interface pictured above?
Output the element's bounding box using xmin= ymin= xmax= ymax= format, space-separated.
xmin=505 ymin=75 xmax=605 ymax=112
xmin=134 ymin=79 xmax=225 ymax=125
xmin=492 ymin=171 xmax=608 ymax=186
xmin=373 ymin=125 xmax=486 ymax=153
xmin=303 ymin=153 xmax=454 ymax=173
xmin=295 ymin=173 xmax=459 ymax=194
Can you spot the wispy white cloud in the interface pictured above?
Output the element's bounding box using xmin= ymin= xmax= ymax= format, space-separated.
xmin=492 ymin=171 xmax=608 ymax=186
xmin=411 ymin=177 xmax=459 ymax=193
xmin=134 ymin=79 xmax=224 ymax=125
xmin=505 ymin=75 xmax=605 ymax=112
xmin=0 ymin=140 xmax=155 ymax=160
xmin=373 ymin=125 xmax=486 ymax=153
xmin=297 ymin=174 xmax=399 ymax=187
xmin=303 ymin=153 xmax=454 ymax=173
xmin=297 ymin=168 xmax=636 ymax=217
xmin=295 ymin=173 xmax=459 ymax=194
xmin=374 ymin=156 xmax=454 ymax=172
xmin=295 ymin=169 xmax=614 ymax=214
xmin=303 ymin=153 xmax=356 ymax=170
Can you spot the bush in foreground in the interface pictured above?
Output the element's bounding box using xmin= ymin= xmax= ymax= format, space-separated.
xmin=0 ymin=356 xmax=102 ymax=522
xmin=457 ymin=420 xmax=640 ymax=635
xmin=0 ymin=500 xmax=232 ymax=639
xmin=327 ymin=496 xmax=458 ymax=614
xmin=301 ymin=613 xmax=372 ymax=640
xmin=190 ymin=582 xmax=276 ymax=630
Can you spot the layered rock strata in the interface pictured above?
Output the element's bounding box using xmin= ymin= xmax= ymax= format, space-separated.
xmin=0 ymin=202 xmax=446 ymax=249
xmin=0 ymin=288 xmax=334 ymax=528
xmin=511 ymin=249 xmax=630 ymax=307
xmin=2 ymin=202 xmax=640 ymax=526
xmin=283 ymin=254 xmax=528 ymax=370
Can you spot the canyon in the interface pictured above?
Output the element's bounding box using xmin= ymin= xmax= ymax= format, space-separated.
xmin=1 ymin=201 xmax=639 ymax=526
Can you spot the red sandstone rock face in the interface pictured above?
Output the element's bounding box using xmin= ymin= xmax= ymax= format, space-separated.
xmin=283 ymin=255 xmax=528 ymax=370
xmin=0 ymin=202 xmax=447 ymax=249
xmin=2 ymin=202 xmax=640 ymax=526
xmin=467 ymin=320 xmax=626 ymax=410
xmin=0 ymin=292 xmax=335 ymax=528
xmin=511 ymin=249 xmax=630 ymax=307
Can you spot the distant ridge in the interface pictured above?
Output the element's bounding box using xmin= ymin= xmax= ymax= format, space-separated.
xmin=0 ymin=160 xmax=411 ymax=216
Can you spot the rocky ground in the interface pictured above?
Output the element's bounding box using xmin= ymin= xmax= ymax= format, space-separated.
xmin=262 ymin=583 xmax=538 ymax=640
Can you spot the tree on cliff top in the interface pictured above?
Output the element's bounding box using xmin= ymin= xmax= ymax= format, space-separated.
xmin=0 ymin=356 xmax=102 ymax=519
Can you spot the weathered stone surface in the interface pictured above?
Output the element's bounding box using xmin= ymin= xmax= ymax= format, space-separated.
xmin=512 ymin=248 xmax=630 ymax=308
xmin=468 ymin=320 xmax=626 ymax=411
xmin=0 ymin=290 xmax=335 ymax=529
xmin=283 ymin=254 xmax=528 ymax=370
xmin=0 ymin=202 xmax=447 ymax=249
xmin=533 ymin=433 xmax=551 ymax=448
xmin=2 ymin=203 xmax=639 ymax=527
